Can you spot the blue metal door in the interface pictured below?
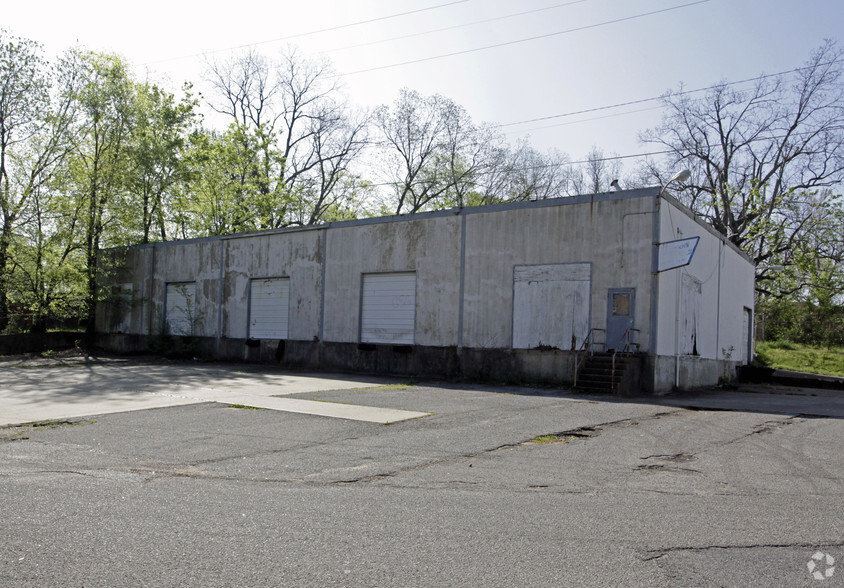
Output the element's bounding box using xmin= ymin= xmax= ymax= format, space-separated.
xmin=606 ymin=288 xmax=635 ymax=352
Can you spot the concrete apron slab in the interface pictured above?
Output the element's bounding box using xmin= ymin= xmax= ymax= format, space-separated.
xmin=152 ymin=388 xmax=430 ymax=424
xmin=0 ymin=365 xmax=430 ymax=426
xmin=0 ymin=393 xmax=202 ymax=428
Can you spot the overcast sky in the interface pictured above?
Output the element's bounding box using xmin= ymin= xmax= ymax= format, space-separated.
xmin=4 ymin=0 xmax=842 ymax=177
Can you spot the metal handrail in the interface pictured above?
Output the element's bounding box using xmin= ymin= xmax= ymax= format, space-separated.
xmin=573 ymin=328 xmax=605 ymax=387
xmin=611 ymin=328 xmax=641 ymax=392
xmin=619 ymin=327 xmax=641 ymax=355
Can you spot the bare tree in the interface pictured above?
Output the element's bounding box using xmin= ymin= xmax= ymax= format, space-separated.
xmin=568 ymin=146 xmax=622 ymax=195
xmin=641 ymin=40 xmax=844 ymax=289
xmin=501 ymin=142 xmax=570 ymax=201
xmin=204 ymin=47 xmax=369 ymax=228
xmin=206 ymin=48 xmax=276 ymax=129
xmin=376 ymin=89 xmax=498 ymax=214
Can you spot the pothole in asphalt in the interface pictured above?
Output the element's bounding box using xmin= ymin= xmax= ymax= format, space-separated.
xmin=524 ymin=426 xmax=599 ymax=445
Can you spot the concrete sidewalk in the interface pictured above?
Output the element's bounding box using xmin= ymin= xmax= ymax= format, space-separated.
xmin=652 ymin=382 xmax=844 ymax=418
xmin=0 ymin=358 xmax=429 ymax=426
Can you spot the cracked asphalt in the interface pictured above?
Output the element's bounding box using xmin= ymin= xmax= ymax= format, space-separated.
xmin=1 ymin=359 xmax=843 ymax=586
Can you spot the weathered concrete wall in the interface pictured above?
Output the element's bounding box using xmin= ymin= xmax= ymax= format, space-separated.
xmin=95 ymin=188 xmax=754 ymax=393
xmin=98 ymin=193 xmax=659 ymax=354
xmin=462 ymin=195 xmax=654 ymax=351
xmin=94 ymin=333 xmax=580 ymax=385
xmin=322 ymin=216 xmax=462 ymax=345
xmin=220 ymin=229 xmax=323 ymax=341
xmin=152 ymin=239 xmax=222 ymax=338
xmin=653 ymin=194 xmax=755 ymax=390
xmin=97 ymin=239 xmax=224 ymax=338
xmin=651 ymin=354 xmax=740 ymax=395
xmin=95 ymin=247 xmax=148 ymax=335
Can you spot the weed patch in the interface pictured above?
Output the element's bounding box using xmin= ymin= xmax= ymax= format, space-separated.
xmin=527 ymin=430 xmax=596 ymax=445
xmin=0 ymin=418 xmax=93 ymax=441
xmin=225 ymin=403 xmax=263 ymax=410
xmin=528 ymin=434 xmax=583 ymax=444
xmin=370 ymin=383 xmax=415 ymax=391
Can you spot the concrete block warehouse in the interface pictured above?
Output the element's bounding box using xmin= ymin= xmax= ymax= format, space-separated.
xmin=96 ymin=187 xmax=755 ymax=394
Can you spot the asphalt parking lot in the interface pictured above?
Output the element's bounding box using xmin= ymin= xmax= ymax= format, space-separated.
xmin=1 ymin=353 xmax=842 ymax=586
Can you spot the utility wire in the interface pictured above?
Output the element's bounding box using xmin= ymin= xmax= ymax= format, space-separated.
xmin=495 ymin=57 xmax=844 ymax=129
xmin=363 ymin=123 xmax=844 ymax=187
xmin=323 ymin=0 xmax=591 ymax=54
xmin=141 ymin=0 xmax=470 ymax=66
xmin=500 ymin=105 xmax=665 ymax=136
xmin=343 ymin=0 xmax=711 ymax=75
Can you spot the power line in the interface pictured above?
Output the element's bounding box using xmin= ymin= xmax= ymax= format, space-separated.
xmin=323 ymin=0 xmax=591 ymax=55
xmin=366 ymin=123 xmax=844 ymax=185
xmin=500 ymin=105 xmax=665 ymax=136
xmin=141 ymin=0 xmax=470 ymax=66
xmin=353 ymin=150 xmax=673 ymax=189
xmin=342 ymin=0 xmax=711 ymax=75
xmin=495 ymin=57 xmax=844 ymax=129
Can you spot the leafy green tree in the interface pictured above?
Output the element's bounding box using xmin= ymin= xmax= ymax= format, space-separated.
xmin=8 ymin=182 xmax=87 ymax=332
xmin=758 ymin=190 xmax=844 ymax=347
xmin=124 ymin=82 xmax=199 ymax=243
xmin=0 ymin=30 xmax=51 ymax=330
xmin=179 ymin=125 xmax=264 ymax=236
xmin=0 ymin=31 xmax=81 ymax=332
xmin=63 ymin=49 xmax=135 ymax=339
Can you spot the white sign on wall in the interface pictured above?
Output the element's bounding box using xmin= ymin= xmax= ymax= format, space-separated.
xmin=658 ymin=236 xmax=700 ymax=272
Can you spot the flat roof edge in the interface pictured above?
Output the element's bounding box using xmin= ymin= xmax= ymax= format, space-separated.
xmin=108 ymin=186 xmax=665 ymax=251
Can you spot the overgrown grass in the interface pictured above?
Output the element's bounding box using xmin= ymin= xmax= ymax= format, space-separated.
xmin=755 ymin=341 xmax=844 ymax=378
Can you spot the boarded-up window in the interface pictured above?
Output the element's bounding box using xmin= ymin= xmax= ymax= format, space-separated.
xmin=360 ymin=272 xmax=416 ymax=344
xmin=249 ymin=278 xmax=290 ymax=340
xmin=165 ymin=282 xmax=196 ymax=336
xmin=513 ymin=263 xmax=591 ymax=350
xmin=612 ymin=292 xmax=631 ymax=316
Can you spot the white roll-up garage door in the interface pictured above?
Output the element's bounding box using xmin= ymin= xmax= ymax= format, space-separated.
xmin=360 ymin=272 xmax=416 ymax=344
xmin=165 ymin=282 xmax=196 ymax=336
xmin=249 ymin=277 xmax=290 ymax=339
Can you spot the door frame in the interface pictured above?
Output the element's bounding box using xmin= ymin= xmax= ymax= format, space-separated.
xmin=606 ymin=287 xmax=636 ymax=352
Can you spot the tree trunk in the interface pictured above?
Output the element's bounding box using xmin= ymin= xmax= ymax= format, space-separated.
xmin=0 ymin=222 xmax=12 ymax=332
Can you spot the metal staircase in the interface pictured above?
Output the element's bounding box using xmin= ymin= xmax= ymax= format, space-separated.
xmin=573 ymin=327 xmax=641 ymax=395
xmin=575 ymin=353 xmax=631 ymax=393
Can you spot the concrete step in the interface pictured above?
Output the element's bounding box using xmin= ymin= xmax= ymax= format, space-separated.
xmin=583 ymin=357 xmax=630 ymax=366
xmin=574 ymin=383 xmax=615 ymax=393
xmin=575 ymin=353 xmax=634 ymax=394
xmin=580 ymin=367 xmax=616 ymax=376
